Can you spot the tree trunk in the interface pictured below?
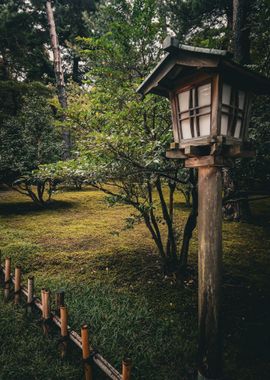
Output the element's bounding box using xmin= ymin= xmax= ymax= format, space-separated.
xmin=46 ymin=0 xmax=71 ymax=159
xmin=0 ymin=54 xmax=10 ymax=80
xmin=72 ymin=55 xmax=80 ymax=83
xmin=179 ymin=170 xmax=198 ymax=272
xmin=233 ymin=0 xmax=251 ymax=64
xmin=223 ymin=0 xmax=252 ymax=221
xmin=156 ymin=177 xmax=178 ymax=268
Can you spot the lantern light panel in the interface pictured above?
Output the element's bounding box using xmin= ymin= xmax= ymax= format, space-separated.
xmin=174 ymin=81 xmax=249 ymax=142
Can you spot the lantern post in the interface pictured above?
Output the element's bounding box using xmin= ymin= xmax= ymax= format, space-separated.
xmin=137 ymin=36 xmax=270 ymax=380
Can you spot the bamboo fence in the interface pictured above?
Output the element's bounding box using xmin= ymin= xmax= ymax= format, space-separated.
xmin=0 ymin=256 xmax=132 ymax=380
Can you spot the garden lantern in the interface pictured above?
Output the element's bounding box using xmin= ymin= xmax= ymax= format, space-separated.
xmin=137 ymin=36 xmax=270 ymax=380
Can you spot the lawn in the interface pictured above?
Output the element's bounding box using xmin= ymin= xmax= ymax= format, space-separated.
xmin=0 ymin=187 xmax=270 ymax=380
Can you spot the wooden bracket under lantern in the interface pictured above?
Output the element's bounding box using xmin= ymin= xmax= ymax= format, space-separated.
xmin=166 ymin=138 xmax=255 ymax=168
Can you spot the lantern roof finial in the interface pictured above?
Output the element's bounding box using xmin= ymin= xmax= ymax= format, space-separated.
xmin=162 ymin=36 xmax=231 ymax=57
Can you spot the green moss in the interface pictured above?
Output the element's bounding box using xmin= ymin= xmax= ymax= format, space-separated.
xmin=1 ymin=242 xmax=41 ymax=271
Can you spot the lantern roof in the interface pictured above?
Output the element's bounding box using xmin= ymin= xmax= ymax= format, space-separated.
xmin=137 ymin=36 xmax=270 ymax=97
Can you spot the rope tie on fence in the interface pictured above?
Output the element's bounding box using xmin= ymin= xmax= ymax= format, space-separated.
xmin=37 ymin=315 xmax=53 ymax=326
xmin=82 ymin=349 xmax=98 ymax=365
xmin=44 ymin=316 xmax=53 ymax=325
xmin=58 ymin=335 xmax=69 ymax=344
xmin=25 ymin=296 xmax=36 ymax=307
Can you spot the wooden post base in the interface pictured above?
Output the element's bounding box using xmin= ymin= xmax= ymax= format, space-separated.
xmin=197 ymin=165 xmax=223 ymax=379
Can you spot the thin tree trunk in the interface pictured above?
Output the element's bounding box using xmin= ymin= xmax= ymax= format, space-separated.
xmin=156 ymin=177 xmax=177 ymax=270
xmin=0 ymin=53 xmax=10 ymax=80
xmin=179 ymin=170 xmax=198 ymax=272
xmin=143 ymin=213 xmax=166 ymax=261
xmin=166 ymin=180 xmax=176 ymax=261
xmin=72 ymin=55 xmax=80 ymax=83
xmin=46 ymin=0 xmax=70 ymax=159
xmin=147 ymin=181 xmax=164 ymax=255
xmin=168 ymin=181 xmax=176 ymax=220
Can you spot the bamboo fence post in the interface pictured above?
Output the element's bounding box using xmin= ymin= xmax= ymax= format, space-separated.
xmin=14 ymin=266 xmax=21 ymax=305
xmin=27 ymin=276 xmax=34 ymax=314
xmin=0 ymin=250 xmax=2 ymax=282
xmin=122 ymin=358 xmax=132 ymax=380
xmin=41 ymin=288 xmax=46 ymax=318
xmin=81 ymin=324 xmax=93 ymax=380
xmin=4 ymin=257 xmax=11 ymax=301
xmin=43 ymin=289 xmax=51 ymax=336
xmin=59 ymin=306 xmax=68 ymax=358
xmin=55 ymin=290 xmax=65 ymax=315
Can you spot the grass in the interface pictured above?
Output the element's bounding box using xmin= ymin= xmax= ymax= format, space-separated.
xmin=0 ymin=187 xmax=270 ymax=379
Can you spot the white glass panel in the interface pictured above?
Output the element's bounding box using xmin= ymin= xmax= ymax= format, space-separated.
xmin=180 ymin=111 xmax=189 ymax=120
xmin=198 ymin=106 xmax=211 ymax=115
xmin=238 ymin=91 xmax=245 ymax=109
xmin=199 ymin=115 xmax=210 ymax=136
xmin=181 ymin=119 xmax=192 ymax=139
xmin=222 ymin=83 xmax=231 ymax=105
xmin=234 ymin=119 xmax=242 ymax=138
xmin=178 ymin=91 xmax=189 ymax=112
xmin=221 ymin=114 xmax=229 ymax=135
xmin=198 ymin=83 xmax=211 ymax=107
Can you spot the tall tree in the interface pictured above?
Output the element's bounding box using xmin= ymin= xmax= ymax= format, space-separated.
xmin=232 ymin=0 xmax=251 ymax=63
xmin=45 ymin=0 xmax=70 ymax=159
xmin=222 ymin=0 xmax=253 ymax=220
xmin=53 ymin=0 xmax=97 ymax=83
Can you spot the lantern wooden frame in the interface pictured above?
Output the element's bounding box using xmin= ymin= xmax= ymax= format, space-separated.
xmin=170 ymin=73 xmax=252 ymax=148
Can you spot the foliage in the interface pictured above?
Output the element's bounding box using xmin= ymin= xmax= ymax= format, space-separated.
xmin=37 ymin=158 xmax=89 ymax=190
xmin=39 ymin=0 xmax=197 ymax=271
xmin=161 ymin=0 xmax=232 ymax=48
xmin=0 ymin=92 xmax=62 ymax=204
xmin=236 ymin=96 xmax=270 ymax=191
xmin=0 ymin=0 xmax=53 ymax=81
xmin=250 ymin=0 xmax=270 ymax=77
xmin=0 ymin=80 xmax=51 ymax=123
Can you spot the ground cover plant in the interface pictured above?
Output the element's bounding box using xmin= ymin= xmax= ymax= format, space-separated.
xmin=0 ymin=188 xmax=270 ymax=380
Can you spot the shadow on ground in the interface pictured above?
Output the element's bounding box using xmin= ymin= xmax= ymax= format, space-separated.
xmin=0 ymin=200 xmax=74 ymax=216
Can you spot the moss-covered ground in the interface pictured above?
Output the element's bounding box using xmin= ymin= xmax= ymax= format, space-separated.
xmin=0 ymin=188 xmax=270 ymax=380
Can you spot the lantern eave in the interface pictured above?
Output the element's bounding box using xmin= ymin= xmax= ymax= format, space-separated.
xmin=137 ymin=37 xmax=270 ymax=97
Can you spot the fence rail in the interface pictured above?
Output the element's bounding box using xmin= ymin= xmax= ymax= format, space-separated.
xmin=0 ymin=256 xmax=132 ymax=380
